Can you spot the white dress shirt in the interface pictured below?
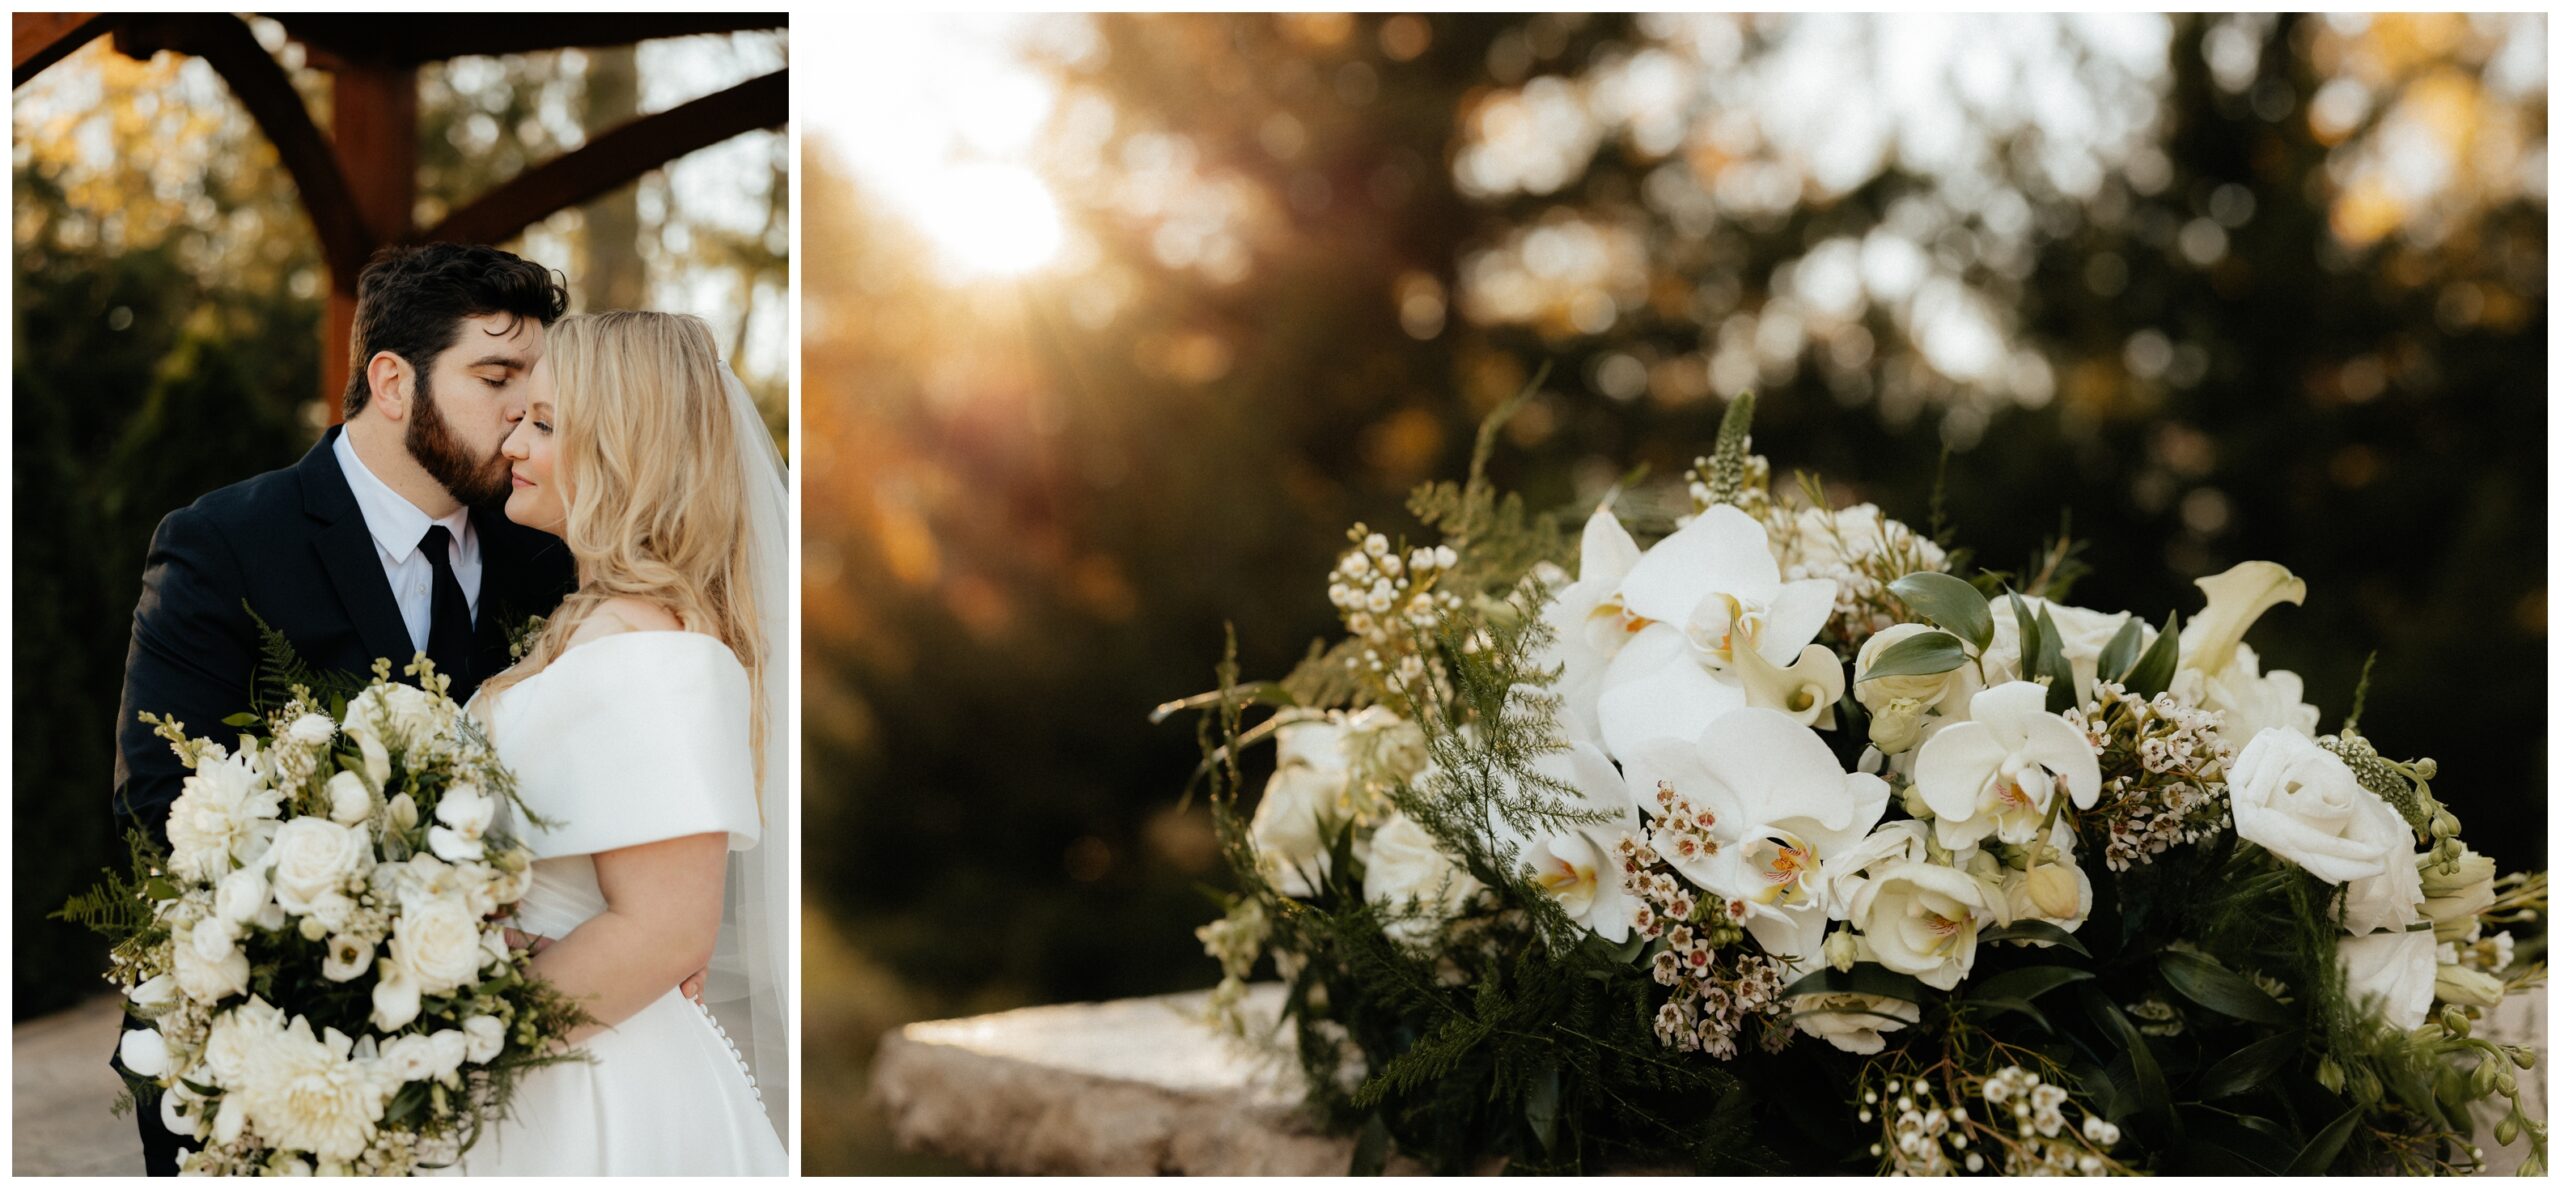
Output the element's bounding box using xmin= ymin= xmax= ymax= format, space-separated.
xmin=332 ymin=431 xmax=483 ymax=654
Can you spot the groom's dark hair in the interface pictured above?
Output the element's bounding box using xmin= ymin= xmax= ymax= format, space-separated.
xmin=341 ymin=243 xmax=570 ymax=419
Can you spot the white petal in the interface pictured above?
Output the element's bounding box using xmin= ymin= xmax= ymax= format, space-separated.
xmin=1912 ymin=721 xmax=2006 ymax=823
xmin=1965 ymin=681 xmax=2055 ymax=749
xmin=1696 ymin=708 xmax=1859 ymax=833
xmin=2181 ymin=561 xmax=2306 ymax=679
xmin=1617 ymin=505 xmax=1778 ymax=623
xmin=1578 ymin=506 xmax=1642 ymax=585
xmin=1597 ymin=629 xmax=1744 ymax=759
xmin=2014 ymin=714 xmax=2103 ymax=808
xmin=1759 ymin=579 xmax=1840 ymax=661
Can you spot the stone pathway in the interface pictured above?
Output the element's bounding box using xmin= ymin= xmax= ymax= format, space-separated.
xmin=14 ymin=995 xmax=147 ymax=1176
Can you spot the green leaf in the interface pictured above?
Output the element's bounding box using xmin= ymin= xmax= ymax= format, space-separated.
xmin=2157 ymin=950 xmax=2293 ymax=1027
xmin=382 ymin=1081 xmax=430 ymax=1127
xmin=2033 ymin=604 xmax=2078 ymax=714
xmin=2197 ymin=1031 xmax=2300 ymax=1100
xmin=1968 ymin=995 xmax=2055 ymax=1032
xmin=2008 ymin=591 xmax=2044 ymax=682
xmin=2096 ymin=616 xmax=2146 ymax=683
xmin=1781 ymin=963 xmax=1930 ymax=1004
xmin=1525 ymin=1066 xmax=1561 ymax=1155
xmin=1979 ymin=920 xmax=2093 ymax=959
xmin=141 ymin=878 xmax=181 ymax=902
xmin=1889 ymin=572 xmax=1993 ymax=652
xmin=2091 ymin=991 xmax=2172 ymax=1126
xmin=1968 ymin=965 xmax=2096 ymax=1004
xmin=2121 ymin=612 xmax=2180 ymax=698
xmin=220 ymin=712 xmax=260 ymax=728
xmin=1857 ymin=630 xmax=1968 ymax=683
xmin=2284 ymin=1105 xmax=2364 ymax=1175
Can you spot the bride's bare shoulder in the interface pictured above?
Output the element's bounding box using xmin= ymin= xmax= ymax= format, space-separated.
xmin=563 ymin=597 xmax=685 ymax=647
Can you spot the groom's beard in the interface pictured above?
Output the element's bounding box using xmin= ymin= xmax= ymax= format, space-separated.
xmin=407 ymin=372 xmax=512 ymax=508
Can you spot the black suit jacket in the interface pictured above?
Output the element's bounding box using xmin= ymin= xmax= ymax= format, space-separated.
xmin=112 ymin=425 xmax=577 ymax=838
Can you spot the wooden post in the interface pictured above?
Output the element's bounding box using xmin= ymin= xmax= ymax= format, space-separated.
xmin=320 ymin=61 xmax=415 ymax=422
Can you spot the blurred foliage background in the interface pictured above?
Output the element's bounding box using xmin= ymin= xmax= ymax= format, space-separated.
xmin=801 ymin=12 xmax=2545 ymax=1173
xmin=13 ymin=21 xmax=789 ymax=1022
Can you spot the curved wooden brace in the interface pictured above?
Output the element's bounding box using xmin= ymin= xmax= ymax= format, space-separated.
xmin=13 ymin=12 xmax=113 ymax=87
xmin=420 ymin=69 xmax=786 ymax=248
xmin=109 ymin=14 xmax=374 ymax=281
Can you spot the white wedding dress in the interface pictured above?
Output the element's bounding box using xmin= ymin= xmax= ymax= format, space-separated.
xmin=449 ymin=631 xmax=788 ymax=1176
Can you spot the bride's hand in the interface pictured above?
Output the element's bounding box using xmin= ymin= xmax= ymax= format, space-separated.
xmin=505 ymin=927 xmax=553 ymax=955
xmin=681 ymin=967 xmax=707 ymax=1004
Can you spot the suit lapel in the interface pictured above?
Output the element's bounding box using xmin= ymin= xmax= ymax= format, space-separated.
xmin=301 ymin=428 xmax=418 ymax=674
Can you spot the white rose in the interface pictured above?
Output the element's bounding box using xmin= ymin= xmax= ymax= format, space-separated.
xmin=173 ymin=920 xmax=251 ymax=1003
xmin=163 ymin=752 xmax=284 ymax=882
xmin=1250 ymin=721 xmax=1351 ymax=897
xmin=1855 ymin=623 xmax=1977 ymax=753
xmin=1982 ymin=595 xmax=2145 ymax=702
xmin=2340 ymin=845 xmax=2426 ymax=937
xmin=1362 ymin=813 xmax=1484 ymax=945
xmin=325 ymin=771 xmax=373 ymax=826
xmin=388 ymin=896 xmax=489 ymax=995
xmin=346 ymin=682 xmax=443 ymax=752
xmin=376 ymin=1033 xmax=441 ymax=1084
xmin=2172 ymin=644 xmax=2318 ymax=744
xmin=461 ymin=1015 xmax=506 ymax=1064
xmin=120 ymin=1027 xmax=174 ymax=1078
xmin=320 ymin=934 xmax=374 ymax=983
xmin=435 ymin=783 xmax=497 ymax=841
xmin=266 ymin=818 xmax=372 ymax=918
xmin=2001 ymin=853 xmax=2094 ymax=938
xmin=285 ymin=713 xmax=336 ymax=747
xmin=351 ymin=726 xmax=392 ymax=792
xmin=424 ymin=1030 xmax=470 ymax=1081
xmin=1843 ymin=859 xmax=2006 ymax=990
xmin=1791 ymin=990 xmax=1920 ymax=1055
xmin=2337 ymin=929 xmax=2435 ymax=1031
xmin=212 ymin=867 xmax=270 ymax=926
xmin=1781 ymin=504 xmax=1945 ymax=577
xmin=2227 ymin=729 xmax=2413 ymax=892
xmin=237 ymin=1019 xmax=391 ymax=1163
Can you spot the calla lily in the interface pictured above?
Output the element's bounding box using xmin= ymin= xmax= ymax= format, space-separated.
xmin=1912 ymin=682 xmax=2102 ymax=850
xmin=2180 ymin=561 xmax=2306 ymax=679
xmin=1729 ymin=638 xmax=1846 ymax=728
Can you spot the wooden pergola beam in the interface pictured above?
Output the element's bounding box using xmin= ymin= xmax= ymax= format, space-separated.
xmin=421 ymin=69 xmax=787 ymax=248
xmin=12 ymin=12 xmax=113 ymax=87
xmin=105 ymin=14 xmax=373 ymax=282
xmin=270 ymin=13 xmax=784 ymax=68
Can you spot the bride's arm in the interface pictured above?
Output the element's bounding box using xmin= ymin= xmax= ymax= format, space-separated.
xmin=527 ymin=831 xmax=728 ymax=1043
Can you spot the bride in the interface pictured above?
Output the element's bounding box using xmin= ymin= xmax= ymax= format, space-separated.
xmin=451 ymin=311 xmax=789 ymax=1175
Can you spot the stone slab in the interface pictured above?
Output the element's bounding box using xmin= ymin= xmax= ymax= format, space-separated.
xmin=872 ymin=983 xmax=2548 ymax=1176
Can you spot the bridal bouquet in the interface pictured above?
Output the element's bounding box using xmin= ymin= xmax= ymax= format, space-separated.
xmin=69 ymin=655 xmax=586 ymax=1175
xmin=1186 ymin=394 xmax=2545 ymax=1175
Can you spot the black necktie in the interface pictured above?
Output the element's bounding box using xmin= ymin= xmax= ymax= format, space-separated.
xmin=418 ymin=524 xmax=473 ymax=691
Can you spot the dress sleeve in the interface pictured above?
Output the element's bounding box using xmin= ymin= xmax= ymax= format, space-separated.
xmin=496 ymin=634 xmax=763 ymax=860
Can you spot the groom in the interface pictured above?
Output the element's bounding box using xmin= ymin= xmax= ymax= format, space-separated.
xmin=111 ymin=242 xmax=578 ymax=1175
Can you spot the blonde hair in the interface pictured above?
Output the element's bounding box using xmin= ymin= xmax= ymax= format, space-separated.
xmin=478 ymin=311 xmax=768 ymax=788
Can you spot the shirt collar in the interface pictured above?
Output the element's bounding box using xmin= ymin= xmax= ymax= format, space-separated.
xmin=332 ymin=430 xmax=474 ymax=563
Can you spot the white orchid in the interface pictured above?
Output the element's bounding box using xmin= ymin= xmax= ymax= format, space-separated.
xmin=1534 ymin=506 xmax=1649 ymax=737
xmin=1911 ymin=682 xmax=2102 ymax=850
xmin=1594 ymin=505 xmax=1840 ymax=758
xmin=1490 ymin=739 xmax=1643 ymax=943
xmin=1620 ymin=707 xmax=1888 ymax=959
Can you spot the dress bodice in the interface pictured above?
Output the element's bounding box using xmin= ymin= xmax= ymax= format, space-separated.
xmin=471 ymin=632 xmax=762 ymax=938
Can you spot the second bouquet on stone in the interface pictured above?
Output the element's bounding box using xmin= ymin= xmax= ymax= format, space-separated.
xmin=1183 ymin=394 xmax=2544 ymax=1176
